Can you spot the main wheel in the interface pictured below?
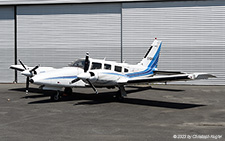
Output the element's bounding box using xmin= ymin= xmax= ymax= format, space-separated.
xmin=64 ymin=87 xmax=72 ymax=96
xmin=115 ymin=91 xmax=124 ymax=101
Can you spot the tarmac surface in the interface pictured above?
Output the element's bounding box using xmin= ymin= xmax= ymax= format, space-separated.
xmin=0 ymin=84 xmax=224 ymax=141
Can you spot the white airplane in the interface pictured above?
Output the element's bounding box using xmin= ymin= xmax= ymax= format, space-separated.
xmin=10 ymin=39 xmax=215 ymax=101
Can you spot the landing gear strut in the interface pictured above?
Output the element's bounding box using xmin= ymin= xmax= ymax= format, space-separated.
xmin=50 ymin=88 xmax=73 ymax=101
xmin=115 ymin=85 xmax=127 ymax=101
xmin=50 ymin=90 xmax=61 ymax=101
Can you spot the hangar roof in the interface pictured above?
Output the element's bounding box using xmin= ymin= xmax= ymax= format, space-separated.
xmin=0 ymin=0 xmax=211 ymax=6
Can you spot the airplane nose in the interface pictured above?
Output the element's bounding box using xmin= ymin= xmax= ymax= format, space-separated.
xmin=29 ymin=79 xmax=34 ymax=83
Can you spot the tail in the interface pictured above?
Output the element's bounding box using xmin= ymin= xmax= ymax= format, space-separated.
xmin=138 ymin=39 xmax=162 ymax=69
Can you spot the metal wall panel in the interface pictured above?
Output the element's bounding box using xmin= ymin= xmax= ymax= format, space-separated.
xmin=0 ymin=0 xmax=164 ymax=6
xmin=0 ymin=6 xmax=14 ymax=83
xmin=17 ymin=3 xmax=121 ymax=82
xmin=122 ymin=1 xmax=225 ymax=85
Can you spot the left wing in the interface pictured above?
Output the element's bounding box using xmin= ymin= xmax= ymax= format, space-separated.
xmin=10 ymin=64 xmax=55 ymax=75
xmin=10 ymin=65 xmax=27 ymax=71
xmin=127 ymin=72 xmax=216 ymax=84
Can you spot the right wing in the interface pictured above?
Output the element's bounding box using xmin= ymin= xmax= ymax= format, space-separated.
xmin=127 ymin=72 xmax=216 ymax=84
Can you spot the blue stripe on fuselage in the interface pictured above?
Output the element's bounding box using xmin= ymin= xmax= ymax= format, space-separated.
xmin=103 ymin=72 xmax=129 ymax=78
xmin=44 ymin=76 xmax=77 ymax=80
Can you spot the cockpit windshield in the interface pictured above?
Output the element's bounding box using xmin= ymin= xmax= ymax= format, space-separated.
xmin=68 ymin=59 xmax=85 ymax=68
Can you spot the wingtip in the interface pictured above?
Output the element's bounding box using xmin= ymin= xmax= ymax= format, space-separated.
xmin=192 ymin=73 xmax=217 ymax=79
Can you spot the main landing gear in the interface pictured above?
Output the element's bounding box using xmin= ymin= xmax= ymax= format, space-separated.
xmin=50 ymin=90 xmax=61 ymax=101
xmin=50 ymin=87 xmax=73 ymax=101
xmin=115 ymin=85 xmax=127 ymax=101
xmin=50 ymin=86 xmax=127 ymax=101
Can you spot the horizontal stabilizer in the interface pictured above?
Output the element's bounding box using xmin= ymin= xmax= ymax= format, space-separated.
xmin=153 ymin=70 xmax=184 ymax=75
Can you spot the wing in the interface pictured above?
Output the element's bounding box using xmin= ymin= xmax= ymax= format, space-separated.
xmin=153 ymin=70 xmax=184 ymax=75
xmin=10 ymin=65 xmax=55 ymax=73
xmin=127 ymin=71 xmax=216 ymax=84
xmin=10 ymin=65 xmax=27 ymax=71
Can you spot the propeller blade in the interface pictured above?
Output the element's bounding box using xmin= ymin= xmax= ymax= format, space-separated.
xmin=26 ymin=77 xmax=29 ymax=94
xmin=30 ymin=65 xmax=39 ymax=72
xmin=84 ymin=52 xmax=90 ymax=72
xmin=70 ymin=78 xmax=80 ymax=84
xmin=86 ymin=79 xmax=98 ymax=94
xmin=19 ymin=59 xmax=27 ymax=70
xmin=18 ymin=60 xmax=39 ymax=94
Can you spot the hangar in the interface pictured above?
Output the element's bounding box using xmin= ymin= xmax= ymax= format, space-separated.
xmin=0 ymin=0 xmax=224 ymax=85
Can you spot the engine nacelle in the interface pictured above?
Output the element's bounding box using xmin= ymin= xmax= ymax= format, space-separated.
xmin=89 ymin=71 xmax=98 ymax=83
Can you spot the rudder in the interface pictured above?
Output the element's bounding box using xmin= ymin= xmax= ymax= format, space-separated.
xmin=138 ymin=39 xmax=162 ymax=69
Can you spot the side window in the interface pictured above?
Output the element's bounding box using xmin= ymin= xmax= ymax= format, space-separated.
xmin=104 ymin=64 xmax=111 ymax=70
xmin=91 ymin=62 xmax=102 ymax=70
xmin=124 ymin=68 xmax=129 ymax=72
xmin=115 ymin=66 xmax=122 ymax=72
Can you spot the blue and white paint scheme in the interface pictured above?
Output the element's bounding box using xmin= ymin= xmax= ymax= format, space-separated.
xmin=10 ymin=39 xmax=215 ymax=101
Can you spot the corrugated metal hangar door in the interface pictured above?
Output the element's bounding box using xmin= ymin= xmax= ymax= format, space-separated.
xmin=0 ymin=6 xmax=14 ymax=83
xmin=122 ymin=1 xmax=225 ymax=85
xmin=17 ymin=3 xmax=121 ymax=82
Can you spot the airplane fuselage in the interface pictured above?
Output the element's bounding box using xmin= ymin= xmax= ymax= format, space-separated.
xmin=30 ymin=58 xmax=154 ymax=90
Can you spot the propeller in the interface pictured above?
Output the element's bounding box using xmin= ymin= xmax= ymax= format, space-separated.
xmin=71 ymin=52 xmax=90 ymax=83
xmin=86 ymin=79 xmax=98 ymax=94
xmin=84 ymin=52 xmax=90 ymax=73
xmin=70 ymin=52 xmax=98 ymax=94
xmin=19 ymin=59 xmax=39 ymax=94
xmin=19 ymin=59 xmax=27 ymax=71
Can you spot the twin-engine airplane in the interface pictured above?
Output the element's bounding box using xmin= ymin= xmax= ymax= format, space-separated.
xmin=10 ymin=39 xmax=215 ymax=101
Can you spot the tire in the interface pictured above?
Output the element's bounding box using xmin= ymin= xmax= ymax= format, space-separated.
xmin=115 ymin=91 xmax=124 ymax=101
xmin=64 ymin=87 xmax=72 ymax=96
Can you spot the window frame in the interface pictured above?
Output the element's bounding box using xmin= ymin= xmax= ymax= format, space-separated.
xmin=91 ymin=62 xmax=102 ymax=70
xmin=114 ymin=65 xmax=122 ymax=72
xmin=104 ymin=63 xmax=112 ymax=70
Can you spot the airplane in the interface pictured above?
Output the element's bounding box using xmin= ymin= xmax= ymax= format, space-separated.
xmin=10 ymin=39 xmax=215 ymax=101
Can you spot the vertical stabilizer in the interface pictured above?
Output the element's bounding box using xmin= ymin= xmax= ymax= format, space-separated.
xmin=138 ymin=39 xmax=162 ymax=69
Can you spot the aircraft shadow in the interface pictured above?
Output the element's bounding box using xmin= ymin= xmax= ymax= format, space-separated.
xmin=9 ymin=87 xmax=51 ymax=99
xmin=27 ymin=87 xmax=152 ymax=104
xmin=10 ymin=87 xmax=44 ymax=94
xmin=126 ymin=85 xmax=185 ymax=92
xmin=21 ymin=86 xmax=204 ymax=110
xmin=75 ymin=98 xmax=204 ymax=109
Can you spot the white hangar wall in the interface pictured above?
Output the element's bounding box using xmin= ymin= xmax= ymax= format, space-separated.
xmin=0 ymin=6 xmax=14 ymax=83
xmin=17 ymin=3 xmax=121 ymax=82
xmin=122 ymin=1 xmax=225 ymax=85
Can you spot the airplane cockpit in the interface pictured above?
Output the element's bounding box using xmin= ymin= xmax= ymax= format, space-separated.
xmin=68 ymin=59 xmax=85 ymax=68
